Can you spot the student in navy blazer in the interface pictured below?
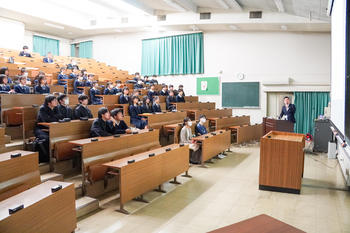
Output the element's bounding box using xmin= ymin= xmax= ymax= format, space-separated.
xmin=43 ymin=52 xmax=54 ymax=63
xmin=34 ymin=75 xmax=50 ymax=94
xmin=14 ymin=76 xmax=30 ymax=94
xmin=147 ymin=84 xmax=158 ymax=101
xmin=0 ymin=67 xmax=12 ymax=84
xmin=176 ymin=90 xmax=185 ymax=102
xmin=113 ymin=81 xmax=123 ymax=94
xmin=152 ymin=96 xmax=162 ymax=113
xmin=19 ymin=45 xmax=32 ymax=57
xmin=129 ymin=96 xmax=148 ymax=129
xmin=0 ymin=74 xmax=12 ymax=93
xmin=119 ymin=87 xmax=130 ymax=104
xmin=89 ymin=82 xmax=103 ymax=105
xmin=69 ymin=67 xmax=78 ymax=79
xmin=279 ymin=96 xmax=296 ymax=123
xmin=141 ymin=96 xmax=152 ymax=113
xmin=57 ymin=67 xmax=69 ymax=87
xmin=73 ymin=75 xmax=85 ymax=95
xmin=104 ymin=83 xmax=114 ymax=95
xmin=195 ymin=115 xmax=208 ymax=136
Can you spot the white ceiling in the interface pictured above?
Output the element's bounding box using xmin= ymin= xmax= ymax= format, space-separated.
xmin=0 ymin=0 xmax=331 ymax=39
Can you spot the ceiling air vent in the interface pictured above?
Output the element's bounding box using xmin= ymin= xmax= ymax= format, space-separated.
xmin=249 ymin=11 xmax=262 ymax=19
xmin=200 ymin=12 xmax=211 ymax=20
xmin=90 ymin=20 xmax=96 ymax=26
xmin=121 ymin=17 xmax=128 ymax=23
xmin=157 ymin=15 xmax=166 ymax=21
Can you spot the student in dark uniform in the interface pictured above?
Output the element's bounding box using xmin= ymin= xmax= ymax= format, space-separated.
xmin=67 ymin=59 xmax=79 ymax=70
xmin=69 ymin=67 xmax=78 ymax=79
xmin=177 ymin=84 xmax=185 ymax=96
xmin=169 ymin=85 xmax=176 ymax=96
xmin=81 ymin=69 xmax=88 ymax=81
xmin=143 ymin=76 xmax=150 ymax=85
xmin=141 ymin=96 xmax=152 ymax=113
xmin=34 ymin=75 xmax=50 ymax=94
xmin=57 ymin=94 xmax=73 ymax=119
xmin=73 ymin=74 xmax=85 ymax=95
xmin=176 ymin=90 xmax=185 ymax=102
xmin=110 ymin=108 xmax=132 ymax=134
xmin=43 ymin=52 xmax=54 ymax=63
xmin=147 ymin=84 xmax=158 ymax=101
xmin=85 ymin=74 xmax=94 ymax=87
xmin=14 ymin=76 xmax=30 ymax=94
xmin=0 ymin=74 xmax=12 ymax=93
xmin=57 ymin=67 xmax=69 ymax=88
xmin=129 ymin=96 xmax=148 ymax=129
xmin=152 ymin=96 xmax=162 ymax=113
xmin=119 ymin=87 xmax=130 ymax=104
xmin=151 ymin=75 xmax=158 ymax=85
xmin=0 ymin=67 xmax=12 ymax=84
xmin=17 ymin=67 xmax=31 ymax=85
xmin=160 ymin=85 xmax=169 ymax=96
xmin=195 ymin=114 xmax=208 ymax=136
xmin=19 ymin=45 xmax=32 ymax=57
xmin=34 ymin=95 xmax=62 ymax=162
xmin=113 ymin=80 xmax=123 ymax=94
xmin=166 ymin=90 xmax=177 ymax=111
xmin=89 ymin=82 xmax=102 ymax=105
xmin=74 ymin=94 xmax=93 ymax=119
xmin=104 ymin=82 xmax=114 ymax=95
xmin=90 ymin=107 xmax=114 ymax=137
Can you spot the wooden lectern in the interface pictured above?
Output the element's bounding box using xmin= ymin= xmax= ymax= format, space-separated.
xmin=263 ymin=117 xmax=295 ymax=135
xmin=259 ymin=131 xmax=305 ymax=194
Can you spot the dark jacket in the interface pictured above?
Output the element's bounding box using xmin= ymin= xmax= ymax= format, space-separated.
xmin=14 ymin=84 xmax=30 ymax=94
xmin=34 ymin=85 xmax=50 ymax=94
xmin=279 ymin=104 xmax=296 ymax=123
xmin=66 ymin=64 xmax=79 ymax=70
xmin=85 ymin=80 xmax=93 ymax=87
xmin=160 ymin=90 xmax=168 ymax=96
xmin=0 ymin=84 xmax=11 ymax=93
xmin=104 ymin=88 xmax=114 ymax=95
xmin=90 ymin=88 xmax=102 ymax=105
xmin=90 ymin=118 xmax=114 ymax=137
xmin=74 ymin=105 xmax=93 ymax=119
xmin=69 ymin=73 xmax=77 ymax=79
xmin=176 ymin=95 xmax=185 ymax=103
xmin=166 ymin=95 xmax=177 ymax=110
xmin=119 ymin=94 xmax=130 ymax=104
xmin=57 ymin=105 xmax=73 ymax=119
xmin=35 ymin=105 xmax=63 ymax=129
xmin=141 ymin=104 xmax=152 ymax=113
xmin=195 ymin=123 xmax=208 ymax=136
xmin=43 ymin=57 xmax=53 ymax=63
xmin=134 ymin=84 xmax=143 ymax=89
xmin=152 ymin=103 xmax=162 ymax=113
xmin=147 ymin=90 xmax=158 ymax=101
xmin=19 ymin=51 xmax=32 ymax=57
xmin=73 ymin=80 xmax=84 ymax=94
xmin=57 ymin=74 xmax=68 ymax=85
xmin=112 ymin=87 xmax=122 ymax=94
xmin=113 ymin=120 xmax=129 ymax=134
xmin=129 ymin=104 xmax=142 ymax=120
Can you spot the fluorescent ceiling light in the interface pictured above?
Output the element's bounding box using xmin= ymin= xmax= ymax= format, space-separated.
xmin=228 ymin=25 xmax=238 ymax=30
xmin=274 ymin=0 xmax=285 ymax=12
xmin=163 ymin=0 xmax=186 ymax=12
xmin=216 ymin=0 xmax=230 ymax=9
xmin=44 ymin=22 xmax=64 ymax=30
xmin=280 ymin=25 xmax=288 ymax=30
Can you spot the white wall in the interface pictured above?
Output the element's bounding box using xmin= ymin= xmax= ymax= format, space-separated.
xmin=0 ymin=17 xmax=71 ymax=56
xmin=75 ymin=31 xmax=331 ymax=124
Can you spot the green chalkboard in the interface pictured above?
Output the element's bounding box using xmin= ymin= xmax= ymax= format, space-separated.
xmin=222 ymin=82 xmax=260 ymax=108
xmin=196 ymin=77 xmax=220 ymax=95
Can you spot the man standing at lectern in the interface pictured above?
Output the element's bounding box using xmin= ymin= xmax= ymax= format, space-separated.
xmin=279 ymin=96 xmax=296 ymax=123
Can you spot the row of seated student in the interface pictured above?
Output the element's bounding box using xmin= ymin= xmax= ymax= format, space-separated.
xmin=0 ymin=73 xmax=50 ymax=94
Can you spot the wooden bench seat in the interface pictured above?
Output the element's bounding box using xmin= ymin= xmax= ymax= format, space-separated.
xmin=187 ymin=108 xmax=232 ymax=121
xmin=173 ymin=102 xmax=215 ymax=111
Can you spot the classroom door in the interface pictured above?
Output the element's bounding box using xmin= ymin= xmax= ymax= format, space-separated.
xmin=267 ymin=92 xmax=294 ymax=118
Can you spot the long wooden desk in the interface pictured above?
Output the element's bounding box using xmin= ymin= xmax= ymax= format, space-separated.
xmin=103 ymin=144 xmax=189 ymax=214
xmin=139 ymin=111 xmax=187 ymax=130
xmin=69 ymin=129 xmax=161 ymax=193
xmin=209 ymin=115 xmax=250 ymax=131
xmin=192 ymin=130 xmax=231 ymax=166
xmin=0 ymin=150 xmax=40 ymax=201
xmin=187 ymin=108 xmax=232 ymax=121
xmin=184 ymin=96 xmax=198 ymax=102
xmin=229 ymin=124 xmax=263 ymax=144
xmin=163 ymin=121 xmax=209 ymax=144
xmin=173 ymin=102 xmax=215 ymax=111
xmin=259 ymin=131 xmax=305 ymax=194
xmin=0 ymin=180 xmax=76 ymax=233
xmin=208 ymin=214 xmax=305 ymax=233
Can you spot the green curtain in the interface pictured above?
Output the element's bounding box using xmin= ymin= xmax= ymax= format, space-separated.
xmin=33 ymin=35 xmax=59 ymax=56
xmin=294 ymin=92 xmax=330 ymax=135
xmin=141 ymin=32 xmax=204 ymax=76
xmin=79 ymin=41 xmax=93 ymax=58
xmin=70 ymin=44 xmax=75 ymax=57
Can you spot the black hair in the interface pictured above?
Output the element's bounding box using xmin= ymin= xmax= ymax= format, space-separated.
xmin=199 ymin=114 xmax=206 ymax=120
xmin=183 ymin=117 xmax=191 ymax=126
xmin=60 ymin=67 xmax=66 ymax=72
xmin=0 ymin=67 xmax=8 ymax=75
xmin=169 ymin=90 xmax=174 ymax=95
xmin=162 ymin=84 xmax=167 ymax=88
xmin=179 ymin=84 xmax=183 ymax=88
xmin=23 ymin=45 xmax=28 ymax=50
xmin=284 ymin=96 xmax=290 ymax=99
xmin=0 ymin=74 xmax=7 ymax=84
xmin=98 ymin=107 xmax=109 ymax=119
xmin=20 ymin=67 xmax=26 ymax=73
xmin=57 ymin=94 xmax=67 ymax=103
xmin=169 ymin=84 xmax=173 ymax=88
xmin=78 ymin=94 xmax=89 ymax=102
xmin=135 ymin=72 xmax=140 ymax=75
xmin=111 ymin=108 xmax=123 ymax=117
xmin=143 ymin=96 xmax=150 ymax=104
xmin=38 ymin=75 xmax=46 ymax=85
xmin=123 ymin=87 xmax=129 ymax=92
xmin=115 ymin=80 xmax=122 ymax=84
xmin=153 ymin=96 xmax=159 ymax=101
xmin=132 ymin=95 xmax=140 ymax=102
xmin=44 ymin=95 xmax=57 ymax=106
xmin=19 ymin=76 xmax=26 ymax=82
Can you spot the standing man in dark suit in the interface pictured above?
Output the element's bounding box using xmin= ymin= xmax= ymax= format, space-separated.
xmin=279 ymin=96 xmax=296 ymax=123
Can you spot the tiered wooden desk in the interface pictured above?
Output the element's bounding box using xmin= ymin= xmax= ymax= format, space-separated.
xmin=173 ymin=102 xmax=215 ymax=111
xmin=139 ymin=111 xmax=186 ymax=130
xmin=103 ymin=144 xmax=189 ymax=214
xmin=259 ymin=131 xmax=305 ymax=194
xmin=187 ymin=108 xmax=232 ymax=121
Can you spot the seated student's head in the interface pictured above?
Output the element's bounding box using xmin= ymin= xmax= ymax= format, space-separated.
xmin=150 ymin=84 xmax=155 ymax=91
xmin=169 ymin=85 xmax=174 ymax=91
xmin=22 ymin=45 xmax=29 ymax=53
xmin=132 ymin=95 xmax=140 ymax=105
xmin=92 ymin=81 xmax=98 ymax=88
xmin=81 ymin=69 xmax=87 ymax=76
xmin=19 ymin=76 xmax=27 ymax=85
xmin=0 ymin=67 xmax=9 ymax=76
xmin=135 ymin=72 xmax=140 ymax=78
xmin=183 ymin=117 xmax=192 ymax=127
xmin=20 ymin=67 xmax=27 ymax=76
xmin=38 ymin=75 xmax=47 ymax=85
xmin=78 ymin=94 xmax=89 ymax=106
xmin=72 ymin=67 xmax=78 ymax=73
xmin=44 ymin=95 xmax=58 ymax=109
xmin=36 ymin=71 xmax=45 ymax=79
xmin=143 ymin=96 xmax=150 ymax=105
xmin=57 ymin=94 xmax=69 ymax=106
xmin=178 ymin=90 xmax=184 ymax=96
xmin=144 ymin=76 xmax=149 ymax=80
xmin=123 ymin=87 xmax=129 ymax=95
xmin=111 ymin=108 xmax=124 ymax=121
xmin=132 ymin=90 xmax=139 ymax=96
xmin=88 ymin=74 xmax=94 ymax=80
xmin=60 ymin=67 xmax=66 ymax=74
xmin=162 ymin=85 xmax=167 ymax=91
xmin=106 ymin=82 xmax=113 ymax=89
xmin=153 ymin=96 xmax=160 ymax=104
xmin=0 ymin=74 xmax=8 ymax=84
xmin=152 ymin=75 xmax=157 ymax=79
xmin=47 ymin=52 xmax=52 ymax=58
xmin=98 ymin=107 xmax=110 ymax=121
xmin=199 ymin=114 xmax=206 ymax=124
xmin=178 ymin=84 xmax=183 ymax=90
xmin=115 ymin=80 xmax=122 ymax=88
xmin=77 ymin=73 xmax=83 ymax=81
xmin=169 ymin=90 xmax=174 ymax=96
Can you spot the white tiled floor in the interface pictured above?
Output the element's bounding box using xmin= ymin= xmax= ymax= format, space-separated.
xmin=76 ymin=144 xmax=350 ymax=233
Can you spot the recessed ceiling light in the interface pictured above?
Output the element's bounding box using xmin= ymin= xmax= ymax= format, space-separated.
xmin=44 ymin=22 xmax=64 ymax=30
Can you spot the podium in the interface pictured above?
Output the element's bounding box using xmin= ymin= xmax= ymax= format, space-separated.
xmin=259 ymin=131 xmax=305 ymax=194
xmin=263 ymin=117 xmax=294 ymax=135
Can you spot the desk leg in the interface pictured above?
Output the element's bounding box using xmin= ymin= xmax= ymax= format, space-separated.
xmin=117 ymin=204 xmax=130 ymax=215
xmin=170 ymin=177 xmax=181 ymax=185
xmin=133 ymin=195 xmax=149 ymax=203
xmin=227 ymin=146 xmax=232 ymax=152
xmin=154 ymin=185 xmax=166 ymax=193
xmin=182 ymin=170 xmax=192 ymax=178
xmin=200 ymin=162 xmax=209 ymax=168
